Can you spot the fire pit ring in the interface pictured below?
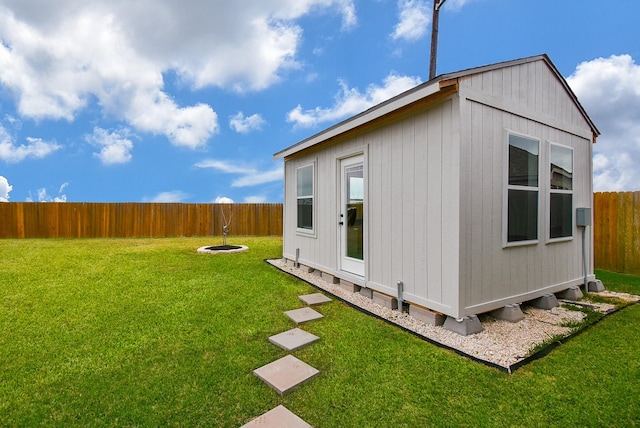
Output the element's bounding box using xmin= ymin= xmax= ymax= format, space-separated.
xmin=197 ymin=245 xmax=249 ymax=255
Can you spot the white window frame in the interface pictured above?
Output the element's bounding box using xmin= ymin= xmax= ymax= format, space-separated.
xmin=296 ymin=163 xmax=316 ymax=236
xmin=503 ymin=131 xmax=540 ymax=247
xmin=547 ymin=142 xmax=574 ymax=243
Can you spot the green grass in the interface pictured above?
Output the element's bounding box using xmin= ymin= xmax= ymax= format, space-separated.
xmin=1 ymin=238 xmax=638 ymax=427
xmin=595 ymin=268 xmax=640 ymax=295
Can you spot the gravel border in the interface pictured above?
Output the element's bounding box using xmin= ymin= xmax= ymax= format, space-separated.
xmin=267 ymin=259 xmax=640 ymax=370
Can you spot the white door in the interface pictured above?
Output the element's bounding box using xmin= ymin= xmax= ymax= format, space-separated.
xmin=340 ymin=155 xmax=364 ymax=276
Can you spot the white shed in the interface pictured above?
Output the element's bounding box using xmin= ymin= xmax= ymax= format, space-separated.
xmin=274 ymin=54 xmax=600 ymax=330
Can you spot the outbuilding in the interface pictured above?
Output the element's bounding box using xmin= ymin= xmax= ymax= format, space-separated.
xmin=274 ymin=54 xmax=601 ymax=332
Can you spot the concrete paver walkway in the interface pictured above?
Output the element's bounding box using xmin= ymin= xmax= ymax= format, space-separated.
xmin=269 ymin=328 xmax=320 ymax=351
xmin=244 ymin=292 xmax=333 ymax=426
xmin=240 ymin=405 xmax=312 ymax=428
xmin=298 ymin=293 xmax=332 ymax=306
xmin=284 ymin=307 xmax=324 ymax=324
xmin=253 ymin=354 xmax=320 ymax=396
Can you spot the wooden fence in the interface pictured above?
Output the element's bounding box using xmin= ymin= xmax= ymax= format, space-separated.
xmin=3 ymin=195 xmax=640 ymax=274
xmin=0 ymin=203 xmax=283 ymax=239
xmin=594 ymin=191 xmax=640 ymax=275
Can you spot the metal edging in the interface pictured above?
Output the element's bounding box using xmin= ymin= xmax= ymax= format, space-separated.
xmin=266 ymin=259 xmax=640 ymax=374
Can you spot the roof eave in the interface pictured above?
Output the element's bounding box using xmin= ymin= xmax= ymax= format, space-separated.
xmin=274 ymin=54 xmax=601 ymax=159
xmin=273 ymin=80 xmax=444 ymax=160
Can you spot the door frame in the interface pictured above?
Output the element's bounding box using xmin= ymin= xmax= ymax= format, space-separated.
xmin=338 ymin=152 xmax=366 ymax=277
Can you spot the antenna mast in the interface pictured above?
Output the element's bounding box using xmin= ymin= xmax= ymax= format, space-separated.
xmin=429 ymin=0 xmax=447 ymax=80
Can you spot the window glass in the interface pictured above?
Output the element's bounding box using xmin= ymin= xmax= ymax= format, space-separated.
xmin=506 ymin=133 xmax=539 ymax=244
xmin=550 ymin=144 xmax=573 ymax=190
xmin=297 ymin=198 xmax=313 ymax=230
xmin=297 ymin=165 xmax=313 ymax=197
xmin=549 ymin=144 xmax=573 ymax=239
xmin=509 ymin=135 xmax=539 ymax=187
xmin=508 ymin=189 xmax=538 ymax=242
xmin=296 ymin=164 xmax=314 ymax=231
xmin=550 ymin=193 xmax=572 ymax=239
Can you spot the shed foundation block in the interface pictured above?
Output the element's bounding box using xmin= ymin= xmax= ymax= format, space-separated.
xmin=321 ymin=272 xmax=340 ymax=284
xmin=556 ymin=286 xmax=583 ymax=301
xmin=587 ymin=279 xmax=605 ymax=292
xmin=490 ymin=304 xmax=525 ymax=322
xmin=443 ymin=315 xmax=483 ymax=336
xmin=372 ymin=291 xmax=398 ymax=310
xmin=299 ymin=264 xmax=314 ymax=273
xmin=339 ymin=279 xmax=359 ymax=293
xmin=359 ymin=287 xmax=373 ymax=299
xmin=529 ymin=294 xmax=559 ymax=310
xmin=409 ymin=305 xmax=445 ymax=326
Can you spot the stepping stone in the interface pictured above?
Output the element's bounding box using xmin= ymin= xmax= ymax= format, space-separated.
xmin=298 ymin=293 xmax=332 ymax=306
xmin=269 ymin=328 xmax=320 ymax=351
xmin=241 ymin=405 xmax=312 ymax=428
xmin=253 ymin=354 xmax=320 ymax=396
xmin=285 ymin=307 xmax=323 ymax=324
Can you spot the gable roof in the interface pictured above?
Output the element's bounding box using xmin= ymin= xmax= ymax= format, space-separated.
xmin=274 ymin=54 xmax=599 ymax=160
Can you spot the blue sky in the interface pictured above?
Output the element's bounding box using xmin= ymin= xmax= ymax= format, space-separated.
xmin=1 ymin=0 xmax=639 ymax=203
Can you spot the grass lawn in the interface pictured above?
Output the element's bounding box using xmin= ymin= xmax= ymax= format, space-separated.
xmin=1 ymin=237 xmax=638 ymax=427
xmin=594 ymin=268 xmax=640 ymax=295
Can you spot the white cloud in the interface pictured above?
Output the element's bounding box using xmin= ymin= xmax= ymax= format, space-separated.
xmin=446 ymin=0 xmax=475 ymax=11
xmin=27 ymin=183 xmax=68 ymax=202
xmin=231 ymin=167 xmax=283 ymax=187
xmin=287 ymin=72 xmax=422 ymax=127
xmin=229 ymin=112 xmax=266 ymax=134
xmin=194 ymin=160 xmax=255 ymax=174
xmin=86 ymin=127 xmax=134 ymax=165
xmin=0 ymin=1 xmax=356 ymax=148
xmin=145 ymin=191 xmax=189 ymax=203
xmin=3 ymin=115 xmax=21 ymax=129
xmin=392 ymin=0 xmax=430 ymax=41
xmin=567 ymin=54 xmax=640 ymax=191
xmin=244 ymin=195 xmax=267 ymax=203
xmin=0 ymin=125 xmax=61 ymax=162
xmin=214 ymin=196 xmax=234 ymax=204
xmin=0 ymin=176 xmax=12 ymax=201
xmin=195 ymin=159 xmax=283 ymax=187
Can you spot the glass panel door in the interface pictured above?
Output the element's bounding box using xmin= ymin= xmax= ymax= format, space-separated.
xmin=340 ymin=155 xmax=364 ymax=276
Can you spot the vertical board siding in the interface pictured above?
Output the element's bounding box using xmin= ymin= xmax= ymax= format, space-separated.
xmin=594 ymin=191 xmax=640 ymax=275
xmin=458 ymin=60 xmax=595 ymax=314
xmin=0 ymin=203 xmax=282 ymax=238
xmin=282 ymin=99 xmax=459 ymax=312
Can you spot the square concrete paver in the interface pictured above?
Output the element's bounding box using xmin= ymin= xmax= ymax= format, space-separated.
xmin=298 ymin=293 xmax=332 ymax=306
xmin=285 ymin=307 xmax=324 ymax=324
xmin=241 ymin=405 xmax=312 ymax=428
xmin=253 ymin=354 xmax=320 ymax=396
xmin=269 ymin=328 xmax=320 ymax=351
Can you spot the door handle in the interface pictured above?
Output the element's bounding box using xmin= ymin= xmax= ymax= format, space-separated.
xmin=339 ymin=221 xmax=344 ymax=225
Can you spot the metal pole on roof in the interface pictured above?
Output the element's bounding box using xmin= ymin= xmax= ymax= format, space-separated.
xmin=429 ymin=0 xmax=447 ymax=80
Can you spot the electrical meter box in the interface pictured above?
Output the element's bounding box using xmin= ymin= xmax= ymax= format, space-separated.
xmin=576 ymin=207 xmax=591 ymax=227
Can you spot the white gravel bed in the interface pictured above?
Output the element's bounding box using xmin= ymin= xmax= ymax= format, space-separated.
xmin=268 ymin=259 xmax=639 ymax=370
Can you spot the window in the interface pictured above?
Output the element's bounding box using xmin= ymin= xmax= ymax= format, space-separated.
xmin=506 ymin=133 xmax=539 ymax=244
xmin=296 ymin=164 xmax=314 ymax=231
xmin=549 ymin=144 xmax=573 ymax=240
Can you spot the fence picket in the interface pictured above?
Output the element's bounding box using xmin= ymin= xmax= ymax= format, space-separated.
xmin=0 ymin=203 xmax=283 ymax=239
xmin=594 ymin=191 xmax=640 ymax=275
xmin=5 ymin=195 xmax=637 ymax=274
